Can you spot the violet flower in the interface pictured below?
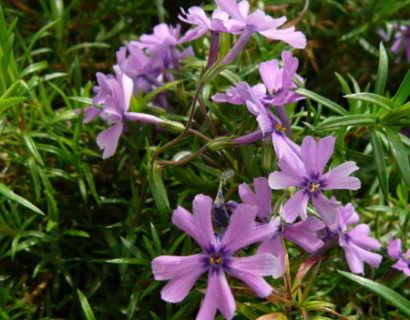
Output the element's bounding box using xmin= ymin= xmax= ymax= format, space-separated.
xmin=178 ymin=6 xmax=230 ymax=42
xmin=239 ymin=177 xmax=325 ymax=277
xmin=336 ymin=203 xmax=382 ymax=274
xmin=152 ymin=194 xmax=278 ymax=320
xmin=215 ymin=0 xmax=306 ymax=47
xmin=379 ymin=23 xmax=410 ymax=63
xmin=387 ymin=238 xmax=410 ymax=276
xmin=81 ymin=66 xmax=162 ymax=159
xmin=213 ymin=51 xmax=304 ymax=136
xmin=269 ymin=136 xmax=361 ymax=224
xmin=218 ymin=81 xmax=300 ymax=161
xmin=133 ymin=23 xmax=193 ymax=78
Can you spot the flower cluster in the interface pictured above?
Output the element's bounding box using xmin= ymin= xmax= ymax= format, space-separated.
xmin=76 ymin=1 xmax=407 ymax=319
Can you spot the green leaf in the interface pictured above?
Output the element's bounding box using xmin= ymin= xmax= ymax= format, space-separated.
xmin=0 ymin=97 xmax=26 ymax=114
xmin=375 ymin=42 xmax=388 ymax=95
xmin=369 ymin=130 xmax=389 ymax=197
xmin=142 ymin=80 xmax=184 ymax=105
xmin=385 ymin=128 xmax=410 ymax=187
xmin=316 ymin=114 xmax=376 ymax=130
xmin=392 ymin=69 xmax=410 ymax=106
xmin=344 ymin=93 xmax=394 ymax=111
xmin=66 ymin=42 xmax=110 ymax=54
xmin=77 ymin=289 xmax=97 ymax=320
xmin=105 ymin=258 xmax=148 ymax=266
xmin=295 ymin=88 xmax=348 ymax=115
xmin=147 ymin=165 xmax=170 ymax=216
xmin=338 ymin=271 xmax=410 ymax=317
xmin=0 ymin=182 xmax=44 ymax=215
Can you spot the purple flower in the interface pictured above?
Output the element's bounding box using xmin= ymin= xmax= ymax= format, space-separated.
xmin=269 ymin=136 xmax=361 ymax=224
xmin=336 ymin=203 xmax=382 ymax=274
xmin=239 ymin=178 xmax=325 ymax=277
xmin=212 ymin=51 xmax=304 ymax=107
xmin=178 ymin=6 xmax=230 ymax=42
xmin=152 ymin=194 xmax=278 ymax=320
xmin=80 ymin=66 xmax=162 ymax=159
xmin=379 ymin=23 xmax=410 ymax=63
xmin=258 ymin=51 xmax=305 ymax=107
xmin=387 ymin=238 xmax=410 ymax=276
xmin=215 ymin=81 xmax=300 ymax=159
xmin=133 ymin=23 xmax=193 ymax=77
xmin=215 ymin=0 xmax=306 ymax=48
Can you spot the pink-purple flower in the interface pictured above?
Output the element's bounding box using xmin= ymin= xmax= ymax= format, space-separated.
xmin=387 ymin=238 xmax=410 ymax=276
xmin=269 ymin=136 xmax=361 ymax=224
xmin=152 ymin=194 xmax=278 ymax=320
xmin=215 ymin=0 xmax=306 ymax=48
xmin=80 ymin=66 xmax=162 ymax=159
xmin=336 ymin=203 xmax=382 ymax=274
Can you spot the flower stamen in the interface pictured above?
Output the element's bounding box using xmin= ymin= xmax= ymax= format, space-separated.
xmin=308 ymin=182 xmax=321 ymax=192
xmin=209 ymin=253 xmax=223 ymax=265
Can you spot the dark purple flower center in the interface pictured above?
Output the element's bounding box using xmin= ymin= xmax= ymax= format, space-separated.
xmin=302 ymin=175 xmax=325 ymax=195
xmin=209 ymin=253 xmax=223 ymax=265
xmin=203 ymin=246 xmax=231 ymax=272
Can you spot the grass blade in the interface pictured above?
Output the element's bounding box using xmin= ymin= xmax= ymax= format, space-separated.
xmin=0 ymin=182 xmax=45 ymax=215
xmin=338 ymin=271 xmax=410 ymax=317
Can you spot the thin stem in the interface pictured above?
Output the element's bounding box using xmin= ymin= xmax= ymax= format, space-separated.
xmin=155 ymin=145 xmax=208 ymax=166
xmin=150 ymin=80 xmax=204 ymax=164
xmin=283 ymin=0 xmax=310 ymax=28
xmin=187 ymin=128 xmax=212 ymax=142
xmin=198 ymin=97 xmax=219 ymax=137
xmin=220 ymin=28 xmax=254 ymax=65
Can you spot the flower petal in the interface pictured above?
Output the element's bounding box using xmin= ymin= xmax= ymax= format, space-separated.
xmin=283 ymin=216 xmax=325 ymax=252
xmin=196 ymin=271 xmax=235 ymax=320
xmin=311 ymin=192 xmax=339 ymax=226
xmin=96 ymin=122 xmax=124 ymax=159
xmin=229 ymin=254 xmax=276 ymax=297
xmin=321 ymin=161 xmax=361 ymax=190
xmin=259 ymin=27 xmax=307 ymax=49
xmin=282 ymin=189 xmax=309 ymax=223
xmin=257 ymin=237 xmax=285 ymax=278
xmin=387 ymin=238 xmax=402 ymax=259
xmin=220 ymin=204 xmax=258 ymax=253
xmin=152 ymin=254 xmax=206 ymax=280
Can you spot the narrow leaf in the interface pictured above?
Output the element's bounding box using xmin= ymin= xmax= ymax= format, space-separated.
xmin=369 ymin=130 xmax=389 ymax=197
xmin=77 ymin=289 xmax=97 ymax=320
xmin=345 ymin=93 xmax=394 ymax=111
xmin=338 ymin=271 xmax=410 ymax=316
xmin=392 ymin=69 xmax=410 ymax=106
xmin=295 ymin=88 xmax=348 ymax=115
xmin=0 ymin=182 xmax=44 ymax=215
xmin=385 ymin=129 xmax=410 ymax=187
xmin=375 ymin=42 xmax=388 ymax=95
xmin=316 ymin=114 xmax=376 ymax=130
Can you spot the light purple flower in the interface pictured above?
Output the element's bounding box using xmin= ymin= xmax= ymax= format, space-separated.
xmin=336 ymin=203 xmax=382 ymax=274
xmin=215 ymin=0 xmax=306 ymax=48
xmin=215 ymin=81 xmax=300 ymax=159
xmin=152 ymin=194 xmax=278 ymax=320
xmin=269 ymin=136 xmax=361 ymax=224
xmin=239 ymin=178 xmax=325 ymax=277
xmin=387 ymin=238 xmax=410 ymax=276
xmin=80 ymin=66 xmax=162 ymax=159
xmin=258 ymin=51 xmax=305 ymax=107
xmin=178 ymin=6 xmax=230 ymax=42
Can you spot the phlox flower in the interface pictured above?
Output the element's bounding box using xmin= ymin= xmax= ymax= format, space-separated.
xmin=215 ymin=0 xmax=306 ymax=48
xmin=379 ymin=23 xmax=410 ymax=63
xmin=336 ymin=203 xmax=382 ymax=274
xmin=178 ymin=6 xmax=230 ymax=42
xmin=132 ymin=23 xmax=193 ymax=77
xmin=387 ymin=238 xmax=410 ymax=276
xmin=239 ymin=177 xmax=325 ymax=277
xmin=80 ymin=66 xmax=161 ymax=159
xmin=269 ymin=136 xmax=361 ymax=224
xmin=152 ymin=194 xmax=278 ymax=320
xmin=213 ymin=51 xmax=304 ymax=108
xmin=215 ymin=81 xmax=300 ymax=160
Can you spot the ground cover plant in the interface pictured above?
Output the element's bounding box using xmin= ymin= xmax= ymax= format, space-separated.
xmin=0 ymin=0 xmax=409 ymax=319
